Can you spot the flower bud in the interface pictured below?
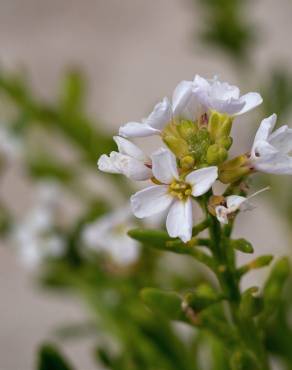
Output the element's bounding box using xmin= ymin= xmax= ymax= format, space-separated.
xmin=163 ymin=135 xmax=189 ymax=159
xmin=177 ymin=120 xmax=198 ymax=140
xmin=180 ymin=155 xmax=195 ymax=170
xmin=206 ymin=144 xmax=228 ymax=165
xmin=219 ymin=154 xmax=251 ymax=184
xmin=216 ymin=136 xmax=233 ymax=150
xmin=208 ymin=111 xmax=233 ymax=142
xmin=207 ymin=195 xmax=225 ymax=216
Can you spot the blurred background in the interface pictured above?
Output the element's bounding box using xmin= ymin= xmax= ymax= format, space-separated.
xmin=0 ymin=1 xmax=292 ymax=369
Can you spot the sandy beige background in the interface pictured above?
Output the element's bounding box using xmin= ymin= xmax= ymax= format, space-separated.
xmin=0 ymin=1 xmax=292 ymax=369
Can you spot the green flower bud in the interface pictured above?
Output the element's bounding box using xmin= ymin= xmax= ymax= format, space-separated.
xmin=177 ymin=120 xmax=198 ymax=140
xmin=180 ymin=155 xmax=195 ymax=170
xmin=219 ymin=154 xmax=251 ymax=184
xmin=217 ymin=136 xmax=233 ymax=150
xmin=163 ymin=135 xmax=189 ymax=159
xmin=206 ymin=144 xmax=228 ymax=165
xmin=208 ymin=111 xmax=233 ymax=142
xmin=240 ymin=287 xmax=263 ymax=317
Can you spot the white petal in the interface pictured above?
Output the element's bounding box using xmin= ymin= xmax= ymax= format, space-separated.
xmin=215 ymin=206 xmax=229 ymax=224
xmin=172 ymin=80 xmax=199 ymax=120
xmin=235 ymin=92 xmax=263 ymax=116
xmin=252 ymin=114 xmax=277 ymax=150
xmin=113 ymin=136 xmax=146 ymax=160
xmin=98 ymin=153 xmax=121 ymax=174
xmin=226 ymin=195 xmax=247 ymax=212
xmin=131 ymin=185 xmax=173 ymax=218
xmin=145 ymin=97 xmax=172 ymax=130
xmin=119 ymin=122 xmax=160 ymax=138
xmin=113 ymin=153 xmax=152 ymax=181
xmin=166 ymin=198 xmax=193 ymax=242
xmin=268 ymin=125 xmax=292 ymax=154
xmin=253 ymin=152 xmax=292 ymax=174
xmin=151 ymin=148 xmax=179 ymax=184
xmin=186 ymin=167 xmax=218 ymax=197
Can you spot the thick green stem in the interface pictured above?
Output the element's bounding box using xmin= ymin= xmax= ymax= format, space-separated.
xmin=205 ymin=203 xmax=270 ymax=370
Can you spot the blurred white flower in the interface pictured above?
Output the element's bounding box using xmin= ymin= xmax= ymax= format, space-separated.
xmin=14 ymin=182 xmax=64 ymax=268
xmin=131 ymin=148 xmax=218 ymax=242
xmin=250 ymin=114 xmax=292 ymax=174
xmin=118 ymin=75 xmax=262 ymax=138
xmin=0 ymin=125 xmax=22 ymax=165
xmin=98 ymin=136 xmax=152 ymax=181
xmin=82 ymin=206 xmax=140 ymax=265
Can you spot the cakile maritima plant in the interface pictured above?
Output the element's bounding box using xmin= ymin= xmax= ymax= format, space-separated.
xmin=98 ymin=75 xmax=291 ymax=370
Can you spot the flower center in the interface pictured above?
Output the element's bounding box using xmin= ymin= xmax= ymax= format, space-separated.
xmin=168 ymin=180 xmax=192 ymax=201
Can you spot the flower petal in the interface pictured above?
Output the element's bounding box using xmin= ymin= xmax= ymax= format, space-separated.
xmin=226 ymin=195 xmax=247 ymax=212
xmin=145 ymin=97 xmax=172 ymax=130
xmin=98 ymin=153 xmax=121 ymax=174
xmin=172 ymin=80 xmax=201 ymax=120
xmin=215 ymin=206 xmax=229 ymax=224
xmin=166 ymin=198 xmax=193 ymax=242
xmin=113 ymin=153 xmax=152 ymax=180
xmin=252 ymin=114 xmax=277 ymax=150
xmin=131 ymin=185 xmax=173 ymax=218
xmin=235 ymin=92 xmax=263 ymax=116
xmin=113 ymin=136 xmax=146 ymax=161
xmin=119 ymin=122 xmax=160 ymax=138
xmin=268 ymin=125 xmax=292 ymax=154
xmin=151 ymin=148 xmax=179 ymax=184
xmin=186 ymin=166 xmax=218 ymax=197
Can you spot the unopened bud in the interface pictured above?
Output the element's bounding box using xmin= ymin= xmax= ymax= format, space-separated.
xmin=177 ymin=120 xmax=198 ymax=140
xmin=207 ymin=195 xmax=225 ymax=216
xmin=217 ymin=136 xmax=233 ymax=150
xmin=206 ymin=144 xmax=228 ymax=165
xmin=219 ymin=154 xmax=251 ymax=184
xmin=163 ymin=135 xmax=189 ymax=159
xmin=208 ymin=111 xmax=233 ymax=142
xmin=180 ymin=155 xmax=195 ymax=170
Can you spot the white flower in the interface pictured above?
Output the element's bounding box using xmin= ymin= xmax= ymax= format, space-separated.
xmin=215 ymin=187 xmax=269 ymax=224
xmin=131 ymin=148 xmax=218 ymax=242
xmin=250 ymin=114 xmax=292 ymax=174
xmin=118 ymin=75 xmax=262 ymax=138
xmin=193 ymin=75 xmax=263 ymax=116
xmin=14 ymin=183 xmax=64 ymax=268
xmin=82 ymin=206 xmax=139 ymax=265
xmin=0 ymin=125 xmax=22 ymax=164
xmin=98 ymin=136 xmax=152 ymax=181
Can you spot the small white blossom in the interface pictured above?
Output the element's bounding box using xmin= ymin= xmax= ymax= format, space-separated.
xmin=250 ymin=114 xmax=292 ymax=174
xmin=118 ymin=76 xmax=262 ymax=139
xmin=98 ymin=136 xmax=152 ymax=181
xmin=193 ymin=75 xmax=263 ymax=116
xmin=131 ymin=148 xmax=218 ymax=242
xmin=0 ymin=125 xmax=22 ymax=164
xmin=215 ymin=187 xmax=269 ymax=224
xmin=14 ymin=183 xmax=64 ymax=268
xmin=82 ymin=206 xmax=139 ymax=265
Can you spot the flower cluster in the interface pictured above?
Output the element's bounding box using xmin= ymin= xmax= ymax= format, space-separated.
xmin=98 ymin=75 xmax=292 ymax=242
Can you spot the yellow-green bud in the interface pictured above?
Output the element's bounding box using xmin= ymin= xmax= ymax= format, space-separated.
xmin=206 ymin=144 xmax=228 ymax=165
xmin=180 ymin=155 xmax=195 ymax=170
xmin=208 ymin=111 xmax=233 ymax=142
xmin=177 ymin=120 xmax=198 ymax=140
xmin=217 ymin=136 xmax=233 ymax=150
xmin=163 ymin=135 xmax=189 ymax=159
xmin=219 ymin=154 xmax=251 ymax=183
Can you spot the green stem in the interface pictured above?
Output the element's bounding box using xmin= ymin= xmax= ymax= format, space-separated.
xmin=205 ymin=202 xmax=270 ymax=370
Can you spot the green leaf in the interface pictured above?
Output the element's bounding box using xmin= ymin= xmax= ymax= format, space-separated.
xmin=239 ymin=287 xmax=263 ymax=318
xmin=259 ymin=257 xmax=290 ymax=324
xmin=37 ymin=342 xmax=74 ymax=370
xmin=230 ymin=350 xmax=260 ymax=370
xmin=230 ymin=238 xmax=254 ymax=254
xmin=237 ymin=255 xmax=273 ymax=278
xmin=184 ymin=283 xmax=223 ymax=312
xmin=140 ymin=288 xmax=183 ymax=320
